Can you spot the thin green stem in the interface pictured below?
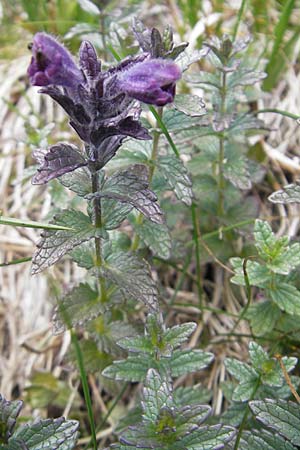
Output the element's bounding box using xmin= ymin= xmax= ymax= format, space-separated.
xmin=149 ymin=105 xmax=180 ymax=158
xmin=191 ymin=203 xmax=203 ymax=309
xmin=0 ymin=256 xmax=32 ymax=267
xmin=232 ymin=0 xmax=247 ymax=42
xmin=217 ymin=71 xmax=227 ymax=216
xmin=231 ymin=258 xmax=252 ymax=333
xmin=234 ymin=377 xmax=261 ymax=450
xmin=256 ymin=108 xmax=300 ymax=121
xmin=71 ymin=330 xmax=97 ymax=450
xmin=170 ymin=250 xmax=194 ymax=305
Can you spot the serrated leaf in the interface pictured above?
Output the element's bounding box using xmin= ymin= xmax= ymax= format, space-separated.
xmin=59 ymin=167 xmax=91 ymax=197
xmin=32 ymin=144 xmax=87 ymax=185
xmin=269 ymin=182 xmax=300 ymax=204
xmin=174 ymin=94 xmax=206 ymax=117
xmin=69 ymin=241 xmax=95 ymax=269
xmin=169 ymin=349 xmax=214 ymax=377
xmin=102 ymin=198 xmax=133 ymax=230
xmin=101 ymin=252 xmax=158 ymax=311
xmin=225 ymin=358 xmax=258 ymax=401
xmin=136 ymin=220 xmax=171 ymax=259
xmin=117 ymin=335 xmax=154 ymax=354
xmin=70 ymin=339 xmax=112 ymax=373
xmin=242 ymin=429 xmax=297 ymax=449
xmin=223 ymin=144 xmax=251 ymax=190
xmin=13 ymin=417 xmax=78 ymax=450
xmin=31 ymin=210 xmax=98 ymax=274
xmin=174 ymin=424 xmax=236 ymax=449
xmin=163 ymin=322 xmax=197 ymax=348
xmin=157 ymin=155 xmax=193 ymax=205
xmin=102 ymin=354 xmax=150 ymax=382
xmin=0 ymin=395 xmax=23 ymax=444
xmin=2 ymin=438 xmax=28 ymax=449
xmin=268 ymin=282 xmax=300 ymax=315
xmin=176 ymin=404 xmax=211 ymax=434
xmin=173 ymin=386 xmax=211 ymax=407
xmin=246 ymin=301 xmax=281 ymax=336
xmin=250 ymin=399 xmax=300 ymax=445
xmin=53 ymin=283 xmax=102 ymax=333
xmin=175 ymin=47 xmax=209 ymax=71
xmin=142 ymin=369 xmax=173 ymax=422
xmin=94 ymin=166 xmax=164 ymax=224
xmin=227 ymin=69 xmax=267 ymax=88
xmin=230 ymin=258 xmax=270 ymax=287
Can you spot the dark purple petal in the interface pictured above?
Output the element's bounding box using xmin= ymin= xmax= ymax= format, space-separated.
xmin=28 ymin=33 xmax=84 ymax=88
xmin=117 ymin=59 xmax=181 ymax=106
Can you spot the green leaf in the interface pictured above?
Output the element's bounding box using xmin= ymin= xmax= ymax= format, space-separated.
xmin=223 ymin=143 xmax=251 ymax=190
xmin=250 ymin=399 xmax=300 ymax=445
xmin=142 ymin=369 xmax=173 ymax=423
xmin=230 ymin=258 xmax=270 ymax=287
xmin=157 ymin=155 xmax=193 ymax=205
xmin=254 ymin=219 xmax=277 ymax=257
xmin=174 ymin=424 xmax=236 ymax=449
xmin=69 ymin=241 xmax=95 ymax=269
xmin=227 ymin=69 xmax=267 ymax=89
xmin=175 ymin=47 xmax=208 ymax=71
xmin=117 ymin=335 xmax=154 ymax=354
xmin=70 ymin=339 xmax=112 ymax=373
xmin=173 ymin=386 xmax=211 ymax=407
xmin=269 ymin=182 xmax=300 ymax=204
xmin=0 ymin=395 xmax=23 ymax=444
xmin=246 ymin=301 xmax=281 ymax=336
xmin=176 ymin=404 xmax=211 ymax=434
xmin=242 ymin=429 xmax=297 ymax=449
xmin=0 ymin=216 xmax=73 ymax=232
xmin=225 ymin=358 xmax=258 ymax=401
xmin=163 ymin=322 xmax=197 ymax=348
xmin=1 ymin=438 xmax=28 ymax=449
xmin=53 ymin=283 xmax=102 ymax=333
xmin=13 ymin=417 xmax=78 ymax=450
xmin=31 ymin=210 xmax=98 ymax=274
xmin=102 ymin=252 xmax=158 ymax=311
xmin=169 ymin=349 xmax=214 ymax=377
xmin=135 ymin=220 xmax=172 ymax=259
xmin=268 ymin=282 xmax=300 ymax=315
xmin=102 ymin=355 xmax=149 ymax=382
xmin=77 ymin=0 xmax=100 ymax=15
xmin=173 ymin=94 xmax=206 ymax=117
xmin=102 ymin=198 xmax=133 ymax=230
xmin=59 ymin=167 xmax=91 ymax=197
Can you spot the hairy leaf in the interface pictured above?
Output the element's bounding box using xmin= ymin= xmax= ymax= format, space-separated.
xmin=31 ymin=210 xmax=98 ymax=274
xmin=230 ymin=258 xmax=270 ymax=288
xmin=93 ymin=166 xmax=164 ymax=224
xmin=0 ymin=395 xmax=23 ymax=444
xmin=227 ymin=69 xmax=267 ymax=88
xmin=142 ymin=369 xmax=173 ymax=423
xmin=157 ymin=155 xmax=193 ymax=205
xmin=174 ymin=94 xmax=206 ymax=117
xmin=102 ymin=198 xmax=133 ymax=230
xmin=246 ymin=301 xmax=281 ymax=336
xmin=135 ymin=220 xmax=171 ymax=259
xmin=269 ymin=182 xmax=300 ymax=204
xmin=101 ymin=252 xmax=158 ymax=311
xmin=174 ymin=424 xmax=236 ymax=449
xmin=268 ymin=282 xmax=300 ymax=315
xmin=59 ymin=167 xmax=91 ymax=197
xmin=241 ymin=429 xmax=296 ymax=449
xmin=250 ymin=399 xmax=300 ymax=445
xmin=163 ymin=322 xmax=197 ymax=348
xmin=13 ymin=417 xmax=78 ymax=450
xmin=169 ymin=349 xmax=214 ymax=377
xmin=53 ymin=283 xmax=102 ymax=333
xmin=32 ymin=144 xmax=87 ymax=185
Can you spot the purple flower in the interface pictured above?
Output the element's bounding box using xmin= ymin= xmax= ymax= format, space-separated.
xmin=27 ymin=33 xmax=84 ymax=88
xmin=117 ymin=59 xmax=181 ymax=106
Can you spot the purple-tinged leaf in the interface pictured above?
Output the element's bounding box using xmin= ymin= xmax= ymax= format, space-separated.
xmin=91 ymin=165 xmax=164 ymax=224
xmin=0 ymin=394 xmax=23 ymax=443
xmin=31 ymin=209 xmax=99 ymax=274
xmin=32 ymin=143 xmax=87 ymax=184
xmin=79 ymin=40 xmax=101 ymax=81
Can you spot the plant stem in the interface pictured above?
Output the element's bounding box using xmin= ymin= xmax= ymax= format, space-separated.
xmin=191 ymin=202 xmax=203 ymax=309
xmin=91 ymin=172 xmax=106 ymax=300
xmin=71 ymin=330 xmax=98 ymax=450
xmin=131 ymin=107 xmax=163 ymax=251
xmin=217 ymin=71 xmax=227 ymax=216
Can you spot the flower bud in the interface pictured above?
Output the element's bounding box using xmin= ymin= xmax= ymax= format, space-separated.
xmin=27 ymin=33 xmax=84 ymax=88
xmin=118 ymin=59 xmax=181 ymax=106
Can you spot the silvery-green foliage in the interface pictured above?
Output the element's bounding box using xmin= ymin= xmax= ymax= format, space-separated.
xmin=0 ymin=394 xmax=78 ymax=449
xmin=108 ymin=369 xmax=235 ymax=449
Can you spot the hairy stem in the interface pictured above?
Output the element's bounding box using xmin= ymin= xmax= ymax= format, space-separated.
xmin=92 ymin=171 xmax=106 ymax=300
